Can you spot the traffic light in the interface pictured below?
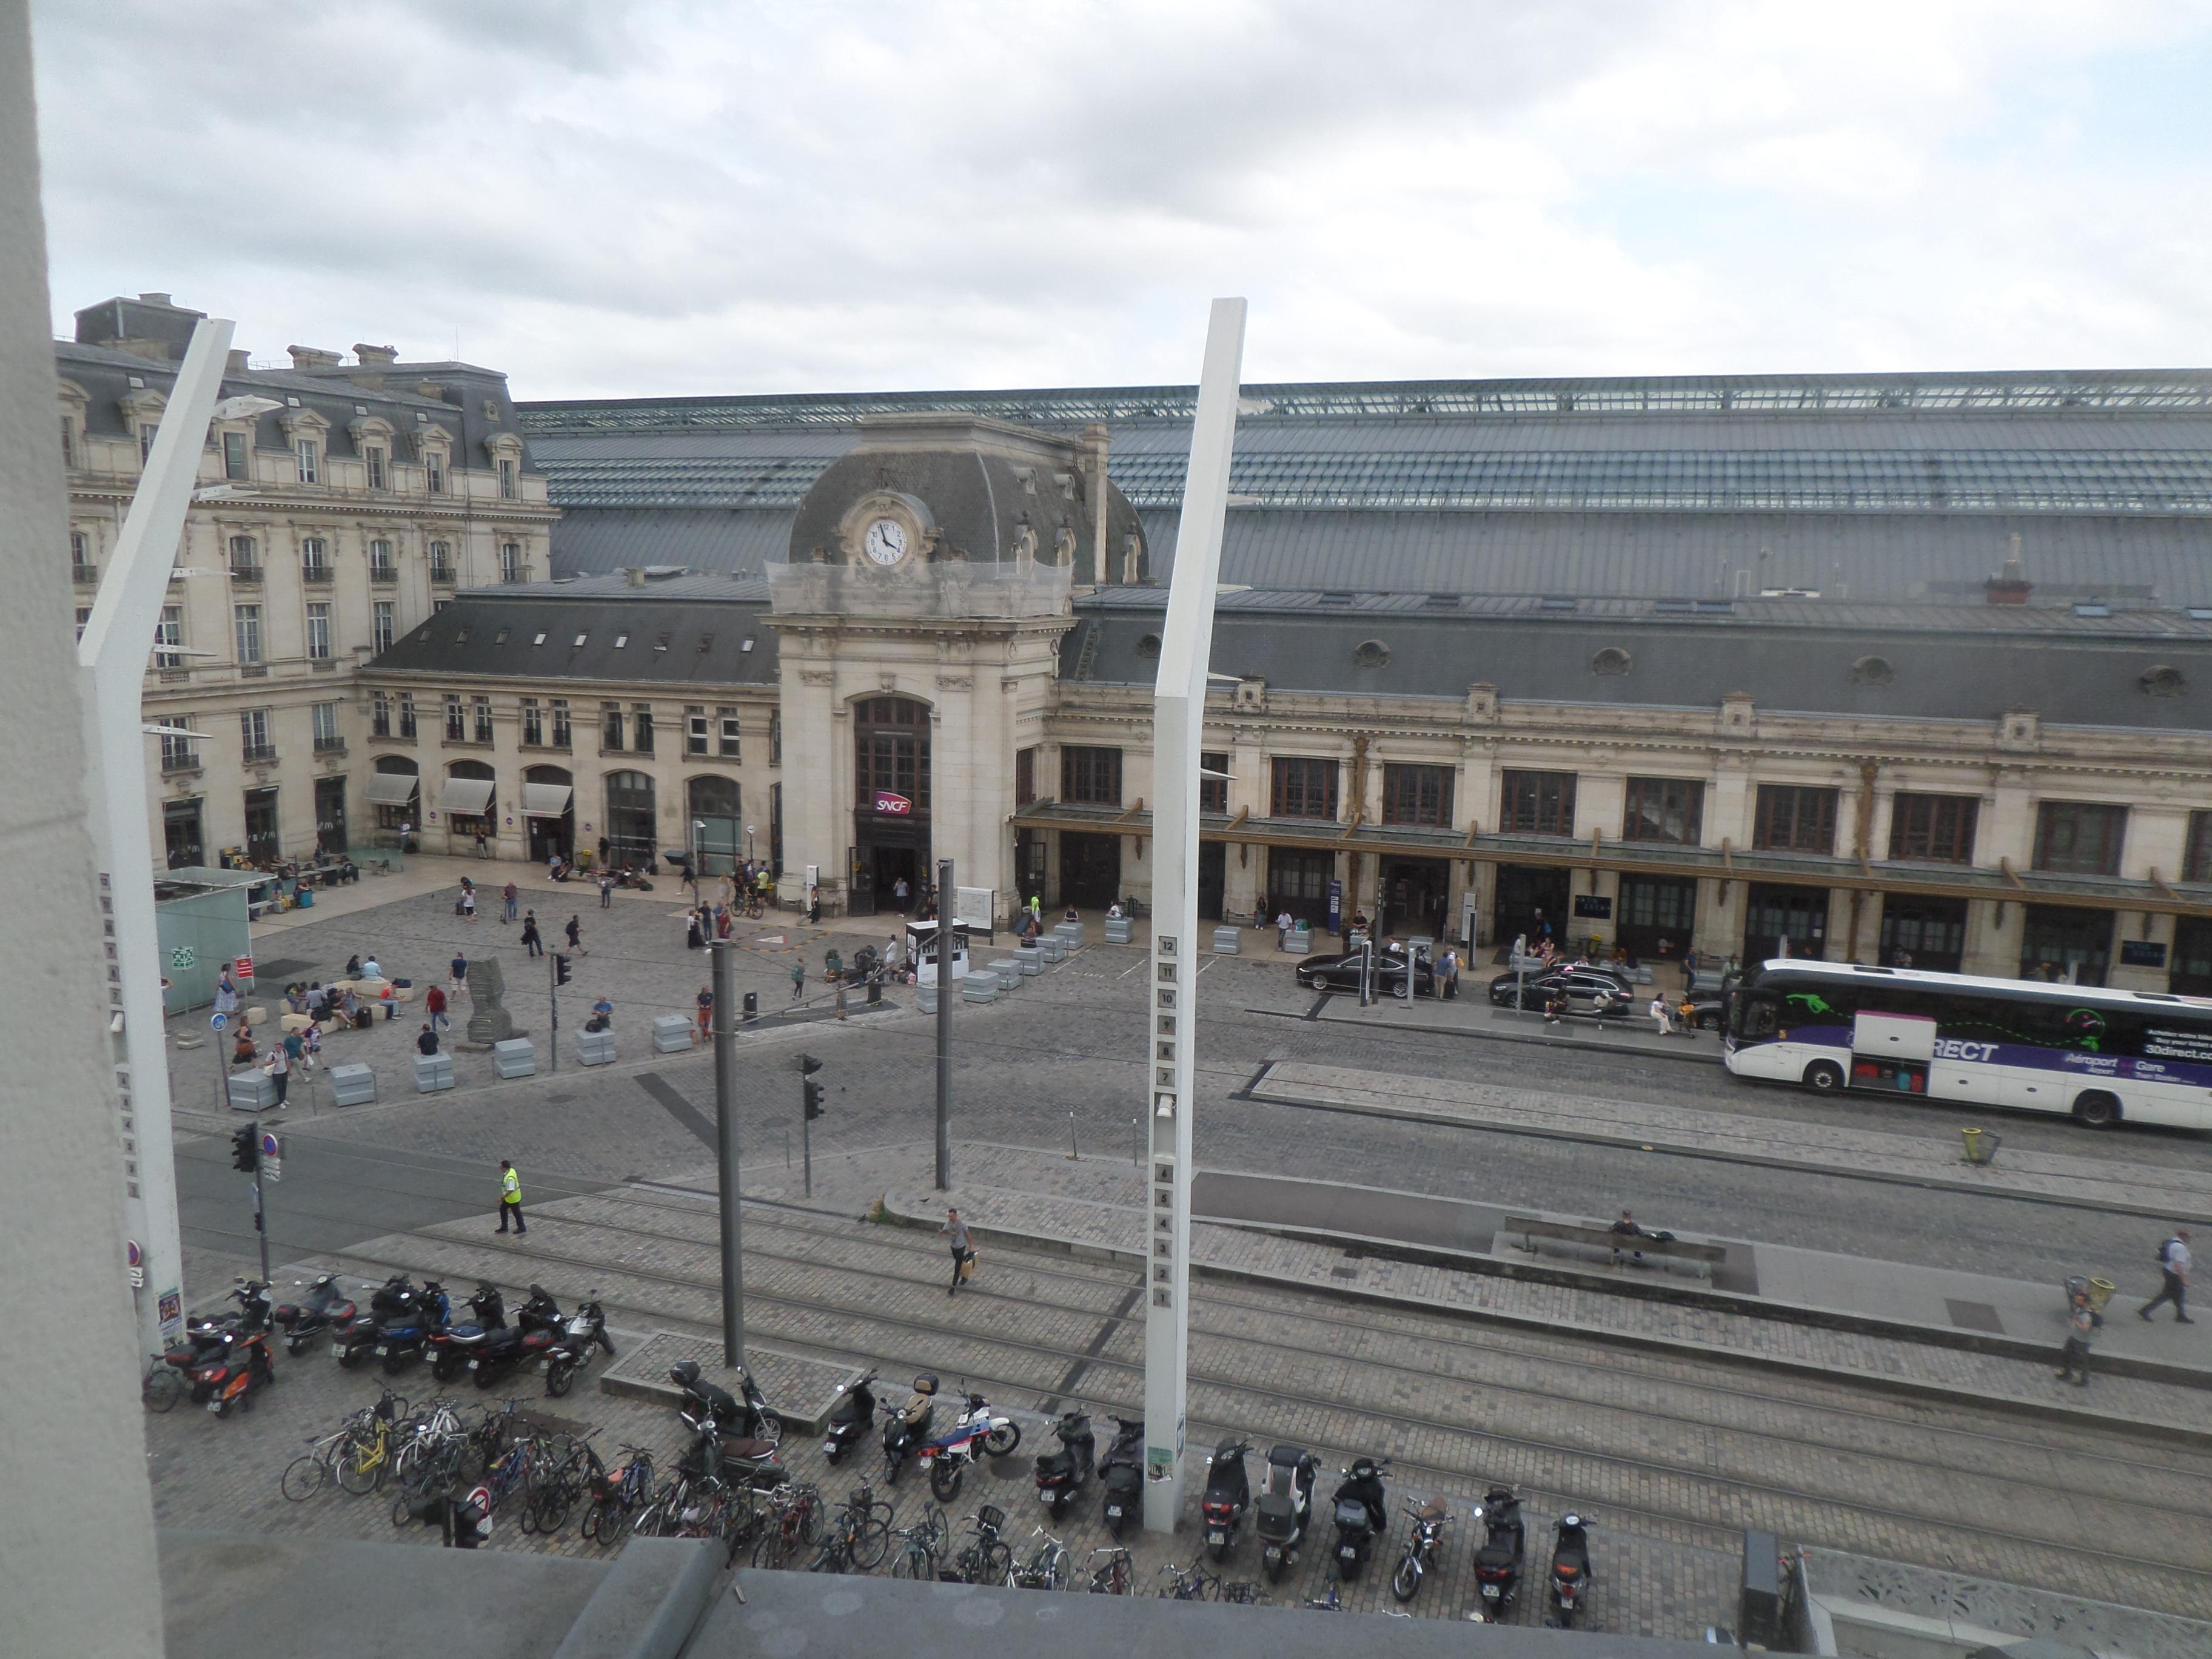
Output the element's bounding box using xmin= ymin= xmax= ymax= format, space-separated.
xmin=803 ymin=1078 xmax=825 ymax=1122
xmin=798 ymin=1052 xmax=822 ymax=1075
xmin=230 ymin=1124 xmax=259 ymax=1173
xmin=554 ymin=954 xmax=572 ymax=986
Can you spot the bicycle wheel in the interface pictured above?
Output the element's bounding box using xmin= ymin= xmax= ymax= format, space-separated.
xmin=532 ymin=1484 xmax=577 ymax=1535
xmin=752 ymin=1527 xmax=790 ymax=1570
xmin=335 ymin=1438 xmax=384 ymax=1496
xmin=142 ymin=1364 xmax=181 ymax=1414
xmin=890 ymin=1541 xmax=933 ymax=1580
xmin=280 ymin=1453 xmax=327 ymax=1501
xmin=849 ymin=1518 xmax=892 ymax=1572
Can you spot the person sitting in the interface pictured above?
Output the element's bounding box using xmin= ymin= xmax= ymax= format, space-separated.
xmin=1063 ymin=905 xmax=1081 ymax=923
xmin=1107 ymin=900 xmax=1123 ymax=919
xmin=416 ymin=1023 xmax=440 ymax=1056
xmin=344 ymin=954 xmax=363 ymax=979
xmin=1609 ymin=1209 xmax=1646 ymax=1265
xmin=231 ymin=1029 xmax=258 ymax=1068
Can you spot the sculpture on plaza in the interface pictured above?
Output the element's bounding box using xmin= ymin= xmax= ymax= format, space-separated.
xmin=463 ymin=955 xmax=517 ymax=1045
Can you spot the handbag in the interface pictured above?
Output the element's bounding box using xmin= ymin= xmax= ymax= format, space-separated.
xmin=958 ymin=1250 xmax=977 ymax=1281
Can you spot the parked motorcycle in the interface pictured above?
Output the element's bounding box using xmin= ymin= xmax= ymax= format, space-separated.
xmin=1547 ymin=1511 xmax=1593 ymax=1628
xmin=271 ymin=1275 xmax=353 ymax=1356
xmin=189 ymin=1325 xmax=275 ymax=1416
xmin=880 ymin=1372 xmax=938 ymax=1486
xmin=916 ymin=1383 xmax=1022 ymax=1503
xmin=822 ymin=1369 xmax=878 ymax=1464
xmin=1096 ymin=1415 xmax=1144 ymax=1537
xmin=671 ymin=1358 xmax=783 ymax=1446
xmin=1255 ymin=1443 xmax=1320 ymax=1582
xmin=428 ymin=1281 xmax=506 ymax=1384
xmin=371 ymin=1279 xmax=450 ymax=1375
xmin=1328 ymin=1456 xmax=1390 ymax=1581
xmin=1032 ymin=1409 xmax=1096 ymax=1520
xmin=1390 ymin=1496 xmax=1450 ymax=1603
xmin=1470 ymin=1485 xmax=1526 ymax=1622
xmin=162 ymin=1279 xmax=270 ymax=1381
xmin=543 ymin=1295 xmax=614 ymax=1398
xmin=468 ymin=1284 xmax=561 ymax=1389
xmin=330 ymin=1273 xmax=413 ymax=1369
xmin=1199 ymin=1438 xmax=1253 ymax=1562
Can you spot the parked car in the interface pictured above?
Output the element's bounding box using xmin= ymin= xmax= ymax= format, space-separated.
xmin=1489 ymin=968 xmax=1633 ymax=1017
xmin=1297 ymin=950 xmax=1438 ymax=997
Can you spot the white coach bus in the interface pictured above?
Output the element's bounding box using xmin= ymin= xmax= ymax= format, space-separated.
xmin=1724 ymin=959 xmax=2212 ymax=1131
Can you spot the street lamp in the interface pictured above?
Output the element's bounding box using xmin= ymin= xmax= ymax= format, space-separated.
xmin=745 ymin=823 xmax=756 ymax=862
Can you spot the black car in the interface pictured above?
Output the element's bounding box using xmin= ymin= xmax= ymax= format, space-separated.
xmin=1296 ymin=950 xmax=1438 ymax=997
xmin=1489 ymin=968 xmax=1634 ymax=1016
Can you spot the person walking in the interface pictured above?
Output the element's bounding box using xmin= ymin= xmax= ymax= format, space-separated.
xmin=2140 ymin=1228 xmax=2194 ymax=1323
xmin=496 ymin=1160 xmax=526 ymax=1235
xmin=598 ymin=870 xmax=614 ymax=909
xmin=2056 ymin=1289 xmax=2096 ymax=1386
xmin=426 ymin=982 xmax=449 ymax=1032
xmin=301 ymin=1022 xmax=321 ymax=1073
xmin=501 ymin=880 xmax=518 ymax=923
xmin=940 ymin=1208 xmax=973 ymax=1297
xmin=520 ymin=911 xmax=543 ymax=958
xmin=894 ymin=874 xmax=910 ymax=914
xmin=789 ymin=959 xmax=806 ymax=1002
xmin=695 ymin=984 xmax=714 ymax=1042
xmin=262 ymin=1042 xmax=290 ymax=1107
xmin=565 ymin=914 xmax=583 ymax=953
xmin=282 ymin=1026 xmax=305 ymax=1076
xmin=451 ymin=950 xmax=469 ymax=989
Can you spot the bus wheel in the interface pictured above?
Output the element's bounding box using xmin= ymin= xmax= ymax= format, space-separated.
xmin=2072 ymin=1091 xmax=2121 ymax=1128
xmin=1802 ymin=1061 xmax=1845 ymax=1093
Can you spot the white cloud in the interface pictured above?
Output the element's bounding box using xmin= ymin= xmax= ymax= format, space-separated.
xmin=28 ymin=0 xmax=2212 ymax=395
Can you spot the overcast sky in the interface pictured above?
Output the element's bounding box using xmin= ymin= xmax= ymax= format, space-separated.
xmin=28 ymin=1 xmax=2212 ymax=398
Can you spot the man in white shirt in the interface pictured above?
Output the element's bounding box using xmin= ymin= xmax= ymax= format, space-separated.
xmin=2140 ymin=1228 xmax=2194 ymax=1323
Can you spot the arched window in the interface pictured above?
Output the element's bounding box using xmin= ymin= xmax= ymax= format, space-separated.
xmin=688 ymin=775 xmax=744 ymax=874
xmin=605 ymin=770 xmax=657 ymax=871
xmin=368 ymin=755 xmax=419 ymax=831
xmin=439 ymin=758 xmax=497 ymax=840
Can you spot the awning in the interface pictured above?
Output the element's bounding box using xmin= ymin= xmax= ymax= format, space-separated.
xmin=522 ymin=782 xmax=573 ymax=819
xmin=435 ymin=777 xmax=496 ymax=816
xmin=364 ymin=773 xmax=419 ymax=806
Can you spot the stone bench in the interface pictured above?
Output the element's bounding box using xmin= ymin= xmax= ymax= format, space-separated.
xmin=1281 ymin=929 xmax=1312 ymax=955
xmin=1054 ymin=920 xmax=1085 ymax=945
xmin=1014 ymin=946 xmax=1042 ymax=976
xmin=1103 ymin=916 xmax=1133 ymax=945
xmin=1035 ymin=935 xmax=1065 ymax=964
xmin=961 ymin=976 xmax=999 ymax=1005
xmin=987 ymin=958 xmax=1022 ymax=992
xmin=575 ymin=1028 xmax=617 ymax=1067
xmin=327 ymin=1062 xmax=376 ymax=1107
xmin=412 ymin=1052 xmax=455 ymax=1094
xmin=1503 ymin=1215 xmax=1725 ymax=1277
xmin=492 ymin=1038 xmax=537 ymax=1079
xmin=1211 ymin=926 xmax=1242 ymax=955
xmin=227 ymin=1070 xmax=278 ymax=1113
xmin=916 ymin=984 xmax=938 ymax=1014
xmin=651 ymin=1014 xmax=694 ymax=1054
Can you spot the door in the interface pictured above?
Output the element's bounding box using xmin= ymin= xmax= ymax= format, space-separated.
xmin=314 ymin=777 xmax=347 ymax=856
xmin=1061 ymin=831 xmax=1122 ymax=911
xmin=164 ymin=798 xmax=204 ymax=869
xmin=2174 ymin=917 xmax=2212 ymax=996
xmin=1378 ymin=857 xmax=1451 ymax=941
xmin=1744 ymin=883 xmax=1829 ymax=965
xmin=1879 ymin=896 xmax=1966 ymax=973
xmin=604 ymin=770 xmax=657 ymax=871
xmin=2020 ymin=906 xmax=2113 ymax=987
xmin=848 ymin=846 xmax=877 ymax=916
xmin=1616 ymin=875 xmax=1697 ymax=962
xmin=1493 ymin=864 xmax=1571 ymax=950
xmin=1197 ymin=841 xmax=1226 ymax=922
xmin=1265 ymin=848 xmax=1335 ymax=927
xmin=243 ymin=788 xmax=280 ymax=863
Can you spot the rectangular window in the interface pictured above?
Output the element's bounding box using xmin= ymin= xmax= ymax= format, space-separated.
xmin=425 ymin=452 xmax=445 ymax=495
xmin=1752 ymin=785 xmax=1838 ymax=853
xmin=227 ymin=534 xmax=259 ymax=578
xmin=444 ymin=695 xmax=464 ymax=742
xmin=70 ymin=531 xmax=94 ymax=582
xmin=159 ymin=717 xmax=197 ymax=771
xmin=364 ymin=446 xmax=386 ymax=489
xmin=1381 ymin=762 xmax=1452 ymax=827
xmin=222 ymin=429 xmax=248 ymax=480
xmin=472 ymin=696 xmax=494 ymax=744
xmin=769 ymin=709 xmax=782 ymax=766
xmin=232 ymin=603 xmax=263 ymax=665
xmin=719 ymin=708 xmax=742 ymax=757
xmin=427 ymin=540 xmax=452 ymax=583
xmin=498 ymin=457 xmax=517 ymax=499
xmin=139 ymin=423 xmax=159 ymax=463
xmin=305 ymin=602 xmax=332 ymax=660
xmin=155 ymin=604 xmax=184 ymax=668
xmin=368 ymin=538 xmax=395 ymax=581
xmin=500 ymin=541 xmax=523 ymax=583
xmin=1200 ymin=751 xmax=1230 ymax=815
xmin=1500 ymin=769 xmax=1577 ymax=836
xmin=1271 ymin=756 xmax=1339 ymax=820
xmin=1015 ymin=746 xmax=1037 ymax=808
xmin=397 ymin=692 xmax=417 ymax=739
xmin=295 ymin=438 xmax=317 ymax=483
xmin=59 ymin=418 xmax=74 ymax=469
xmin=632 ymin=705 xmax=655 ymax=755
xmin=371 ymin=692 xmax=392 ymax=739
xmin=686 ymin=706 xmax=709 ymax=757
xmin=75 ymin=605 xmax=91 ymax=642
xmin=1622 ymin=776 xmax=1704 ymax=845
xmin=1062 ymin=745 xmax=1124 ymax=805
xmin=1888 ymin=793 xmax=1980 ymax=863
xmin=602 ymin=703 xmax=625 ymax=751
xmin=2187 ymin=811 xmax=2212 ymax=884
xmin=239 ymin=708 xmax=273 ymax=763
xmin=549 ymin=700 xmax=571 ymax=748
xmin=312 ymin=702 xmax=342 ymax=751
xmin=300 ymin=536 xmax=330 ymax=581
xmin=521 ymin=699 xmax=543 ymax=746
xmin=372 ymin=600 xmax=395 ymax=653
xmin=2034 ymin=801 xmax=2128 ymax=876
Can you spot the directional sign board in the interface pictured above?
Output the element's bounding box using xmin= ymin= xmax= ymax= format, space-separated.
xmin=258 ymin=1131 xmax=282 ymax=1182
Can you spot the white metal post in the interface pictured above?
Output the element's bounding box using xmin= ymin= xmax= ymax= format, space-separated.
xmin=1142 ymin=298 xmax=1246 ymax=1532
xmin=77 ymin=317 xmax=233 ymax=1361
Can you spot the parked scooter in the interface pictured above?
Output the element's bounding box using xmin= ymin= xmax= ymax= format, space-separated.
xmin=671 ymin=1358 xmax=783 ymax=1446
xmin=1469 ymin=1485 xmax=1526 ymax=1622
xmin=272 ymin=1275 xmax=355 ymax=1356
xmin=1390 ymin=1496 xmax=1451 ymax=1603
xmin=822 ymin=1369 xmax=879 ymax=1464
xmin=1096 ymin=1415 xmax=1144 ymax=1537
xmin=1328 ymin=1456 xmax=1390 ymax=1581
xmin=543 ymin=1295 xmax=614 ymax=1398
xmin=1255 ymin=1443 xmax=1320 ymax=1582
xmin=470 ymin=1284 xmax=562 ymax=1389
xmin=915 ymin=1382 xmax=1023 ymax=1503
xmin=372 ymin=1279 xmax=451 ymax=1375
xmin=428 ymin=1281 xmax=505 ymax=1384
xmin=881 ymin=1373 xmax=938 ymax=1486
xmin=161 ymin=1279 xmax=271 ymax=1382
xmin=1032 ymin=1410 xmax=1096 ymax=1520
xmin=189 ymin=1324 xmax=275 ymax=1416
xmin=1199 ymin=1439 xmax=1254 ymax=1561
xmin=330 ymin=1273 xmax=413 ymax=1369
xmin=1547 ymin=1512 xmax=1593 ymax=1628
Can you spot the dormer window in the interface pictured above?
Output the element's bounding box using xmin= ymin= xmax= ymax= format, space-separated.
xmin=295 ymin=437 xmax=319 ymax=483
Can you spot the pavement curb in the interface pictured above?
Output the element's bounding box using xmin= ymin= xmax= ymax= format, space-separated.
xmin=1242 ymin=1081 xmax=2212 ymax=1230
xmin=877 ymin=1191 xmax=2212 ymax=1449
xmin=1250 ymin=1000 xmax=1724 ymax=1064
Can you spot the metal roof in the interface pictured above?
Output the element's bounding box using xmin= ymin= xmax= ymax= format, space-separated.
xmin=367 ymin=589 xmax=777 ymax=686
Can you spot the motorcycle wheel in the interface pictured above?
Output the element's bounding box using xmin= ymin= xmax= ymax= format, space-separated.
xmin=882 ymin=1454 xmax=903 ymax=1487
xmin=823 ymin=1441 xmax=842 ymax=1466
xmin=982 ymin=1421 xmax=1021 ymax=1457
xmin=286 ymin=1338 xmax=307 ymax=1357
xmin=928 ymin=1461 xmax=964 ymax=1503
xmin=474 ymin=1364 xmax=501 ymax=1390
xmin=1339 ymin=1555 xmax=1362 ymax=1582
xmin=337 ymin=1346 xmax=366 ymax=1370
xmin=1262 ymin=1549 xmax=1284 ymax=1584
xmin=1207 ymin=1538 xmax=1229 ymax=1563
xmin=546 ymin=1362 xmax=575 ymax=1398
xmin=1391 ymin=1556 xmax=1422 ymax=1602
xmin=380 ymin=1350 xmax=409 ymax=1376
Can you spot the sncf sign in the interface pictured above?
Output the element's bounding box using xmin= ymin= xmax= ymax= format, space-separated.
xmin=873 ymin=791 xmax=913 ymax=816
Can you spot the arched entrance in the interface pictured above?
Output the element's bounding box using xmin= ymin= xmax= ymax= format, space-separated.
xmin=437 ymin=759 xmax=497 ymax=854
xmin=523 ymin=764 xmax=575 ymax=863
xmin=687 ymin=775 xmax=743 ymax=874
xmin=366 ymin=756 xmax=420 ymax=848
xmin=604 ymin=770 xmax=657 ymax=873
xmin=852 ymin=695 xmax=931 ymax=915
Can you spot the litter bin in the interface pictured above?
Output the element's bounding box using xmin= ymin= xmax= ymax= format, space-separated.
xmin=742 ymin=991 xmax=758 ymax=1022
xmin=1959 ymin=1126 xmax=2001 ymax=1165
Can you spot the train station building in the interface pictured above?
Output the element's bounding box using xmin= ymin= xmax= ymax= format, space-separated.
xmin=344 ymin=367 xmax=2212 ymax=994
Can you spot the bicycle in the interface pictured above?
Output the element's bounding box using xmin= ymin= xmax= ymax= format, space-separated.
xmin=742 ymin=894 xmax=765 ymax=920
xmin=947 ymin=1506 xmax=1011 ymax=1586
xmin=748 ymin=1482 xmax=826 ymax=1569
xmin=1085 ymin=1546 xmax=1132 ymax=1595
xmin=889 ymin=1504 xmax=950 ymax=1581
xmin=581 ymin=1443 xmax=656 ymax=1545
xmin=1157 ymin=1560 xmax=1224 ymax=1601
xmin=281 ymin=1427 xmax=354 ymax=1501
xmin=1006 ymin=1526 xmax=1068 ymax=1590
xmin=142 ymin=1353 xmax=182 ymax=1414
xmin=810 ymin=1484 xmax=893 ymax=1574
xmin=334 ymin=1414 xmax=395 ymax=1496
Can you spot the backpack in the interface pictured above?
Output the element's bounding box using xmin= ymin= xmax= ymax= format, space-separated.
xmin=2158 ymin=1237 xmax=2180 ymax=1269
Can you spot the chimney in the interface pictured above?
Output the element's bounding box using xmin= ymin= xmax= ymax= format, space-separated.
xmin=225 ymin=349 xmax=250 ymax=373
xmin=287 ymin=345 xmax=341 ymax=369
xmin=138 ymin=292 xmax=172 ymax=306
xmin=625 ymin=566 xmax=647 ymax=588
xmin=1083 ymin=422 xmax=1111 ymax=585
xmin=1985 ymin=532 xmax=2033 ymax=606
xmin=353 ymin=343 xmax=398 ymax=366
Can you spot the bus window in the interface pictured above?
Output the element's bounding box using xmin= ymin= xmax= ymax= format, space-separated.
xmin=1740 ymin=993 xmax=1780 ymax=1042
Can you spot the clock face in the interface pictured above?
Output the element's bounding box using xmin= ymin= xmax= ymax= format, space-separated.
xmin=863 ymin=517 xmax=908 ymax=566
